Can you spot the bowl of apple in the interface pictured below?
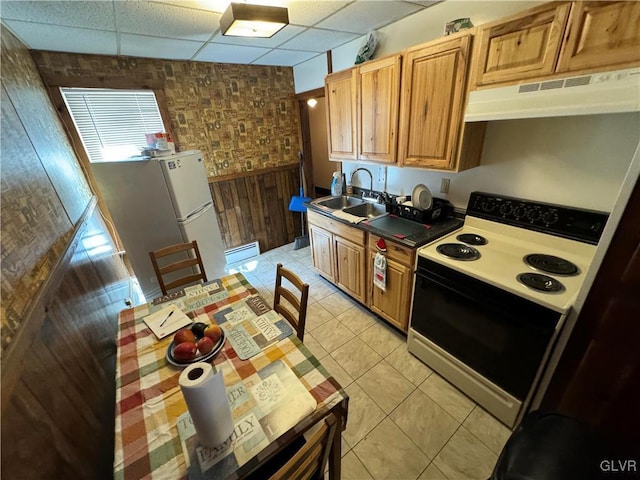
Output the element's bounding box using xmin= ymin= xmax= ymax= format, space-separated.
xmin=166 ymin=321 xmax=225 ymax=367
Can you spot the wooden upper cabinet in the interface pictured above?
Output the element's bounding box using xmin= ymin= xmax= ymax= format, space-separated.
xmin=325 ymin=68 xmax=357 ymax=161
xmin=398 ymin=34 xmax=471 ymax=170
xmin=557 ymin=1 xmax=640 ymax=73
xmin=357 ymin=55 xmax=401 ymax=164
xmin=474 ymin=2 xmax=571 ymax=86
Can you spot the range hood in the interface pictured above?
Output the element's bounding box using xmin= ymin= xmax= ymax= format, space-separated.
xmin=465 ymin=67 xmax=640 ymax=122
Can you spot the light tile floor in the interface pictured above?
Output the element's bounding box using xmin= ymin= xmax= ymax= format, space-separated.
xmin=226 ymin=242 xmax=513 ymax=480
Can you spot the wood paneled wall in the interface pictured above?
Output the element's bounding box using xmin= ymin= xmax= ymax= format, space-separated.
xmin=210 ymin=164 xmax=303 ymax=252
xmin=1 ymin=28 xmax=130 ymax=479
xmin=1 ymin=202 xmax=130 ymax=479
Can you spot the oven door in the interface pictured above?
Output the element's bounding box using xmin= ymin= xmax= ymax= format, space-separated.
xmin=411 ymin=257 xmax=561 ymax=400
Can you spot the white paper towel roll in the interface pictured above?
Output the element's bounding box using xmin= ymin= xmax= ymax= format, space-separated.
xmin=179 ymin=362 xmax=234 ymax=447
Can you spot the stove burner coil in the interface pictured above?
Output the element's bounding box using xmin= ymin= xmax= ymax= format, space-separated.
xmin=456 ymin=233 xmax=488 ymax=246
xmin=517 ymin=273 xmax=565 ymax=293
xmin=524 ymin=254 xmax=579 ymax=276
xmin=436 ymin=243 xmax=481 ymax=261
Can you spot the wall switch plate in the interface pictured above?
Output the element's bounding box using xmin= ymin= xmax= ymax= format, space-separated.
xmin=440 ymin=178 xmax=451 ymax=193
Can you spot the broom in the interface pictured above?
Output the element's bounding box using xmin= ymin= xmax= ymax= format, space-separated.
xmin=289 ymin=151 xmax=311 ymax=249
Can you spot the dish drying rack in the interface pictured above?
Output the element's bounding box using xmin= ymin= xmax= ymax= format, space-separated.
xmin=386 ymin=197 xmax=452 ymax=223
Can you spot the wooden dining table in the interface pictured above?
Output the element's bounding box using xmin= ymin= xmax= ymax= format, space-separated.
xmin=113 ymin=273 xmax=349 ymax=479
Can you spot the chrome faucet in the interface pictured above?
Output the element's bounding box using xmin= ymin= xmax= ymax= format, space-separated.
xmin=350 ymin=168 xmax=373 ymax=198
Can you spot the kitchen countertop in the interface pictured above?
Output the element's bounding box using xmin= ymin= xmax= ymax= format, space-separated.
xmin=305 ymin=200 xmax=463 ymax=249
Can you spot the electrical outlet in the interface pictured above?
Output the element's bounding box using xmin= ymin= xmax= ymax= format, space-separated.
xmin=378 ymin=167 xmax=386 ymax=184
xmin=440 ymin=178 xmax=451 ymax=193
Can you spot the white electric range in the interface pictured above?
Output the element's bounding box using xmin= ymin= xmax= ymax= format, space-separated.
xmin=408 ymin=192 xmax=609 ymax=427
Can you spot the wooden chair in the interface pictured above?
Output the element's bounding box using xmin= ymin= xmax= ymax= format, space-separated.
xmin=149 ymin=241 xmax=207 ymax=295
xmin=274 ymin=263 xmax=309 ymax=342
xmin=269 ymin=413 xmax=338 ymax=480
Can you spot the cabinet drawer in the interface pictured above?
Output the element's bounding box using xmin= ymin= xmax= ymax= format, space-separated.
xmin=368 ymin=234 xmax=415 ymax=266
xmin=308 ymin=211 xmax=366 ymax=245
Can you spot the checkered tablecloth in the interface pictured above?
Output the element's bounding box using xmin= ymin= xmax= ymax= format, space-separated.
xmin=113 ymin=273 xmax=348 ymax=480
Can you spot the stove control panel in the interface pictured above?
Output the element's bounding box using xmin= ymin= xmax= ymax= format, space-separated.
xmin=467 ymin=192 xmax=609 ymax=245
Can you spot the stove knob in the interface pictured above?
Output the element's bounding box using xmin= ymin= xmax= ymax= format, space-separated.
xmin=527 ymin=207 xmax=542 ymax=223
xmin=513 ymin=204 xmax=526 ymax=219
xmin=542 ymin=210 xmax=559 ymax=226
xmin=482 ymin=200 xmax=496 ymax=212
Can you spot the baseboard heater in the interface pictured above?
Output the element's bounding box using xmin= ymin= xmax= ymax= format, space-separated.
xmin=224 ymin=241 xmax=260 ymax=265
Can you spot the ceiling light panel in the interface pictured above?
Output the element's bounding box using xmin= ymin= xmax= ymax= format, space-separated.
xmin=115 ymin=1 xmax=220 ymax=41
xmin=220 ymin=3 xmax=289 ymax=38
xmin=212 ymin=24 xmax=305 ymax=48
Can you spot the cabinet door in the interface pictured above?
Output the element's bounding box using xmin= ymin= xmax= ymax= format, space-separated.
xmin=309 ymin=225 xmax=335 ymax=282
xmin=325 ymin=69 xmax=357 ymax=161
xmin=357 ymin=55 xmax=401 ymax=164
xmin=557 ymin=1 xmax=640 ymax=73
xmin=398 ymin=35 xmax=470 ymax=170
xmin=369 ymin=253 xmax=412 ymax=332
xmin=335 ymin=236 xmax=366 ymax=303
xmin=474 ymin=3 xmax=571 ymax=86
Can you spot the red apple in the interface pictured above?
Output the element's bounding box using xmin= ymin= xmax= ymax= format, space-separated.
xmin=203 ymin=324 xmax=222 ymax=344
xmin=174 ymin=328 xmax=195 ymax=345
xmin=197 ymin=336 xmax=215 ymax=355
xmin=173 ymin=341 xmax=197 ymax=362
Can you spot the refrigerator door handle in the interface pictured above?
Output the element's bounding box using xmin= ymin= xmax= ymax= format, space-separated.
xmin=181 ymin=202 xmax=213 ymax=223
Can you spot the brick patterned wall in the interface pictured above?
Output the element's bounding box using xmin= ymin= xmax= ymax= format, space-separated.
xmin=31 ymin=51 xmax=300 ymax=177
xmin=1 ymin=29 xmax=93 ymax=354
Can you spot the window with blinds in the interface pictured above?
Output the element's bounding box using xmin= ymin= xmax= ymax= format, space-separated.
xmin=60 ymin=87 xmax=166 ymax=163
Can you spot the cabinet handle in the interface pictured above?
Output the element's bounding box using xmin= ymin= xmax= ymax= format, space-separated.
xmin=423 ymin=101 xmax=429 ymax=117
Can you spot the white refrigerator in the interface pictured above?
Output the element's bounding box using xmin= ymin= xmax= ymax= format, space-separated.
xmin=92 ymin=150 xmax=227 ymax=300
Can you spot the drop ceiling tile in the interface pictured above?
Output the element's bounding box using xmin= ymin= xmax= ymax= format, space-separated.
xmin=195 ymin=43 xmax=271 ymax=64
xmin=0 ymin=1 xmax=117 ymax=31
xmin=279 ymin=27 xmax=359 ymax=53
xmin=252 ymin=48 xmax=318 ymax=66
xmin=211 ymin=25 xmax=306 ymax=48
xmin=116 ymin=1 xmax=220 ymax=41
xmin=285 ymin=1 xmax=351 ymax=26
xmin=120 ymin=34 xmax=204 ymax=60
xmin=151 ymin=0 xmax=228 ymax=14
xmin=3 ymin=21 xmax=117 ymax=55
xmin=317 ymin=0 xmax=423 ymax=34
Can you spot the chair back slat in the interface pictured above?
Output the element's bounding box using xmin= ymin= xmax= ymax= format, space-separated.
xmin=273 ymin=263 xmax=309 ymax=342
xmin=269 ymin=413 xmax=337 ymax=480
xmin=149 ymin=240 xmax=208 ymax=295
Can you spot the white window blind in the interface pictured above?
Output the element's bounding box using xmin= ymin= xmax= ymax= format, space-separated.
xmin=60 ymin=87 xmax=166 ymax=163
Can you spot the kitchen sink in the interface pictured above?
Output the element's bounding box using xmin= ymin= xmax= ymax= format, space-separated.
xmin=343 ymin=202 xmax=387 ymax=219
xmin=313 ymin=195 xmax=365 ymax=210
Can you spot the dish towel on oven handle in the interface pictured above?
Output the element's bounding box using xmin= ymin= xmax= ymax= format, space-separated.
xmin=374 ymin=252 xmax=387 ymax=291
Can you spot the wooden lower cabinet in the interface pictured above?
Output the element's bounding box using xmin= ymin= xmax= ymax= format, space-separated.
xmin=335 ymin=236 xmax=366 ymax=303
xmin=309 ymin=224 xmax=335 ymax=282
xmin=308 ymin=212 xmax=416 ymax=332
xmin=368 ymin=253 xmax=412 ymax=331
